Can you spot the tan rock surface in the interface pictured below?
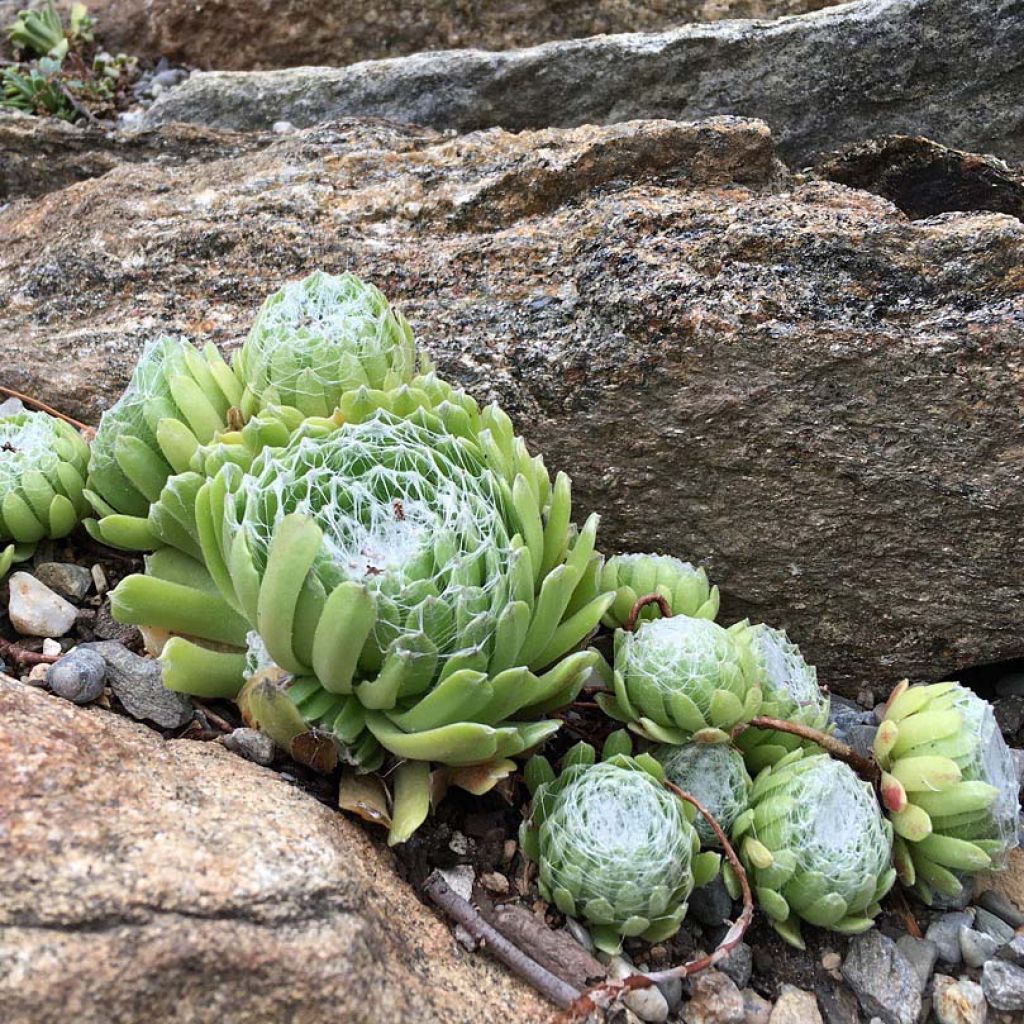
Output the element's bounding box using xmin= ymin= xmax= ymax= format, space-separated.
xmin=2 ymin=116 xmax=1023 ymax=696
xmin=0 ymin=674 xmax=549 ymax=1023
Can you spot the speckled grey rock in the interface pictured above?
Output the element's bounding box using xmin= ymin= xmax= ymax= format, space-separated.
xmin=842 ymin=931 xmax=923 ymax=1024
xmin=959 ymin=927 xmax=999 ymax=969
xmin=932 ymin=975 xmax=987 ymax=1024
xmin=6 ymin=117 xmax=1024 ymax=697
xmin=895 ymin=936 xmax=938 ymax=990
xmin=973 ymin=907 xmax=1016 ymax=945
xmin=143 ymin=0 xmax=1024 ymax=167
xmin=999 ymin=935 xmax=1024 ymax=967
xmin=981 ymin=959 xmax=1024 ymax=1012
xmin=717 ymin=942 xmax=752 ymax=991
xmin=33 ymin=563 xmax=92 ymax=602
xmin=976 ymin=889 xmax=1024 ymax=929
xmin=80 ymin=641 xmax=192 ymax=729
xmin=46 ymin=648 xmax=106 ymax=704
xmin=926 ymin=913 xmax=974 ymax=965
xmin=221 ymin=728 xmax=276 ymax=766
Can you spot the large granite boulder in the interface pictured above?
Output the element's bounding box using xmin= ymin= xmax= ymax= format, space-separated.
xmin=0 ymin=0 xmax=833 ymax=71
xmin=2 ymin=115 xmax=1022 ymax=696
xmin=0 ymin=112 xmax=275 ymax=202
xmin=0 ymin=674 xmax=547 ymax=1023
xmin=142 ymin=0 xmax=1024 ymax=165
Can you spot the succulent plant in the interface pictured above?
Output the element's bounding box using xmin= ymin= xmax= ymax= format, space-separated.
xmin=733 ymin=624 xmax=830 ymax=773
xmin=111 ymin=408 xmax=611 ymax=840
xmin=233 ymin=271 xmax=423 ymax=418
xmin=724 ymin=749 xmax=895 ymax=948
xmin=598 ymin=614 xmax=762 ymax=744
xmin=84 ymin=336 xmax=242 ymax=549
xmin=874 ymin=680 xmax=1021 ymax=905
xmin=521 ymin=739 xmax=719 ymax=953
xmin=0 ymin=409 xmax=90 ymax=575
xmin=599 ymin=553 xmax=719 ymax=629
xmin=655 ymin=742 xmax=753 ymax=848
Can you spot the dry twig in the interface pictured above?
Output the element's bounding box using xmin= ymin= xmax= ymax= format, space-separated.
xmin=0 ymin=384 xmax=90 ymax=432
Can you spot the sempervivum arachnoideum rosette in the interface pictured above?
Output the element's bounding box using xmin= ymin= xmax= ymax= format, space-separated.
xmin=598 ymin=614 xmax=762 ymax=744
xmin=599 ymin=552 xmax=719 ymax=629
xmin=733 ymin=624 xmax=831 ymax=774
xmin=724 ymin=748 xmax=896 ymax=948
xmin=233 ymin=270 xmax=424 ymax=418
xmin=875 ymin=680 xmax=1021 ymax=905
xmin=655 ymin=742 xmax=753 ymax=848
xmin=0 ymin=409 xmax=91 ymax=576
xmin=111 ymin=407 xmax=612 ymax=842
xmin=521 ymin=738 xmax=719 ymax=953
xmin=84 ymin=335 xmax=242 ymax=551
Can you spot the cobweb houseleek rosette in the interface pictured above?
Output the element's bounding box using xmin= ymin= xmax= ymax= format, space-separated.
xmin=655 ymin=743 xmax=753 ymax=849
xmin=521 ymin=740 xmax=719 ymax=954
xmin=733 ymin=625 xmax=831 ymax=774
xmin=600 ymin=553 xmax=719 ymax=629
xmin=84 ymin=335 xmax=242 ymax=551
xmin=0 ymin=410 xmax=91 ymax=575
xmin=598 ymin=615 xmax=762 ymax=745
xmin=233 ymin=270 xmax=424 ymax=418
xmin=875 ymin=680 xmax=1021 ymax=905
xmin=723 ymin=748 xmax=896 ymax=949
xmin=173 ymin=410 xmax=609 ymax=836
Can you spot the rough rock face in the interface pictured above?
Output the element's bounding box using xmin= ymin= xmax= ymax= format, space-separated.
xmin=2 ymin=116 xmax=1023 ymax=696
xmin=142 ymin=0 xmax=1024 ymax=165
xmin=0 ymin=0 xmax=835 ymax=71
xmin=0 ymin=674 xmax=547 ymax=1023
xmin=0 ymin=112 xmax=275 ymax=202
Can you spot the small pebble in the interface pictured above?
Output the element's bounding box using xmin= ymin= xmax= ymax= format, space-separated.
xmin=41 ymin=638 xmax=61 ymax=657
xmin=448 ymin=830 xmax=469 ymax=856
xmin=981 ymin=958 xmax=1024 ymax=1011
xmin=999 ymin=935 xmax=1024 ymax=966
xmin=687 ymin=875 xmax=733 ymax=928
xmin=34 ymin=562 xmax=92 ymax=602
xmin=438 ymin=864 xmax=474 ymax=902
xmin=272 ymin=120 xmax=296 ymax=134
xmin=769 ymin=984 xmax=823 ymax=1024
xmin=932 ymin=974 xmax=986 ymax=1024
xmin=90 ymin=563 xmax=108 ymax=596
xmin=47 ymin=647 xmax=106 ymax=704
xmin=973 ymin=907 xmax=1016 ymax=945
xmin=501 ymin=838 xmax=517 ymax=863
xmin=8 ymin=572 xmax=78 ymax=637
xmin=976 ymin=888 xmax=1024 ymax=929
xmin=478 ymin=871 xmax=509 ymax=895
xmin=741 ymin=988 xmax=772 ymax=1024
xmin=958 ymin=926 xmax=999 ymax=968
xmin=681 ymin=970 xmax=744 ymax=1024
xmin=927 ymin=911 xmax=974 ymax=964
xmin=26 ymin=662 xmax=49 ymax=685
xmin=607 ymin=955 xmax=669 ymax=1022
xmin=221 ymin=728 xmax=275 ymax=766
xmin=821 ymin=950 xmax=842 ymax=973
xmin=717 ymin=942 xmax=752 ymax=989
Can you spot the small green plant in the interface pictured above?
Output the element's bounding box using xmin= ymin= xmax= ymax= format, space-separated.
xmin=599 ymin=552 xmax=719 ymax=629
xmin=0 ymin=409 xmax=90 ymax=575
xmin=725 ymin=748 xmax=896 ymax=949
xmin=655 ymin=742 xmax=753 ymax=848
xmin=733 ymin=624 xmax=830 ymax=773
xmin=2 ymin=2 xmax=135 ymax=122
xmin=521 ymin=738 xmax=719 ymax=953
xmin=875 ymin=680 xmax=1021 ymax=904
xmin=599 ymin=613 xmax=762 ymax=744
